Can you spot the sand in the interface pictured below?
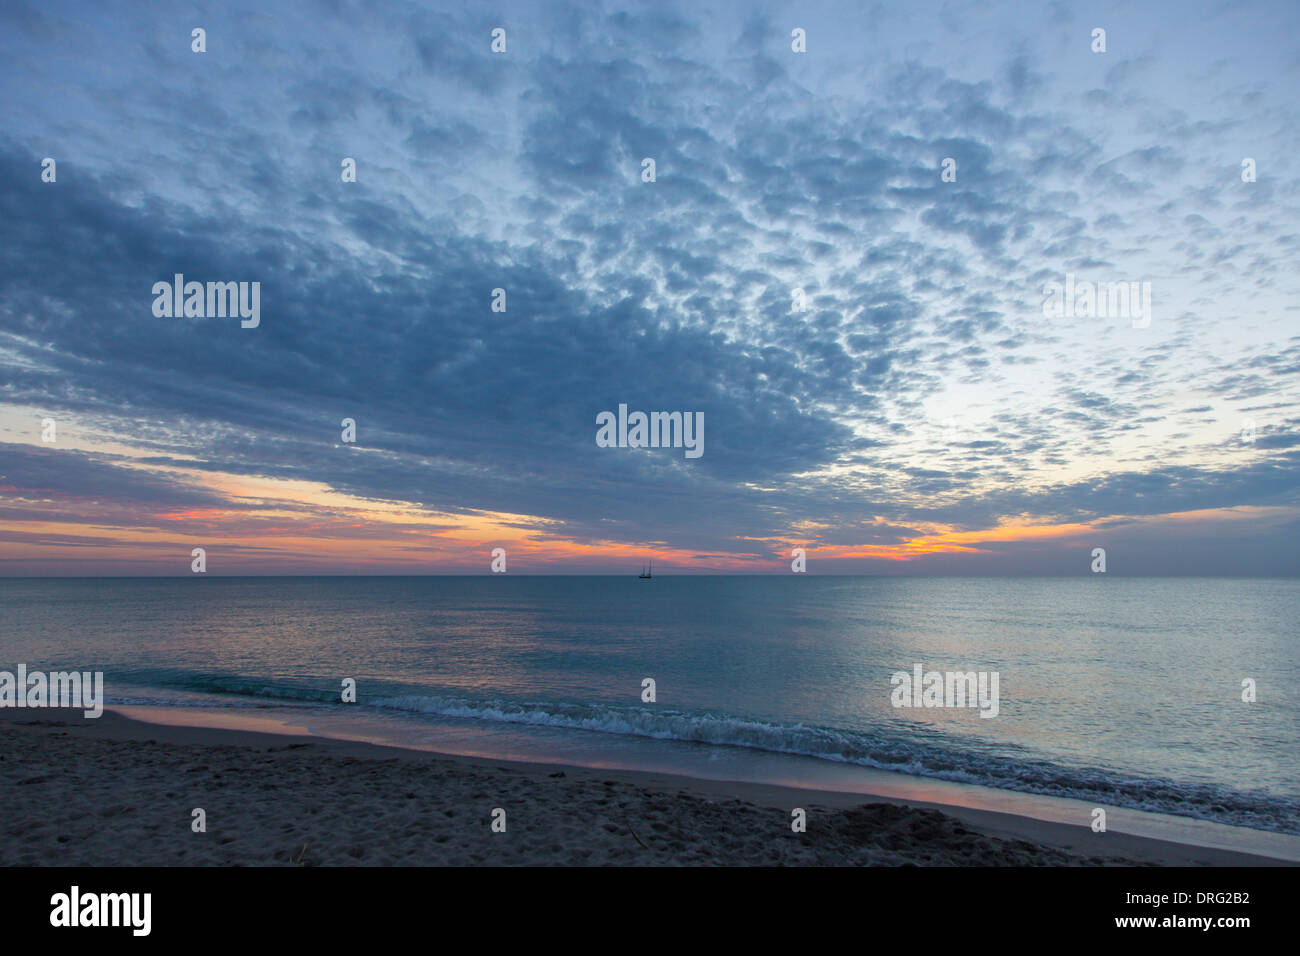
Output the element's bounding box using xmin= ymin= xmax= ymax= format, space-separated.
xmin=0 ymin=708 xmax=1285 ymax=866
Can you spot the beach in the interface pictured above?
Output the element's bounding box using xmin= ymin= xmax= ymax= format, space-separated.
xmin=0 ymin=708 xmax=1283 ymax=867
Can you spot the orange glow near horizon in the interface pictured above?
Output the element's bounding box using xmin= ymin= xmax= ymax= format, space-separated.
xmin=2 ymin=447 xmax=1295 ymax=573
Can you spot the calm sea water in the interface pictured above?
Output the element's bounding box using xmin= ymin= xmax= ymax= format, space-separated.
xmin=2 ymin=576 xmax=1297 ymax=833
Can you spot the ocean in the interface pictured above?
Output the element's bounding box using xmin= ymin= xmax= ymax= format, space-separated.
xmin=2 ymin=575 xmax=1296 ymax=836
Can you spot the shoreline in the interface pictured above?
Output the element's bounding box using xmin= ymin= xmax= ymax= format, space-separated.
xmin=1 ymin=707 xmax=1292 ymax=866
xmin=113 ymin=703 xmax=1300 ymax=862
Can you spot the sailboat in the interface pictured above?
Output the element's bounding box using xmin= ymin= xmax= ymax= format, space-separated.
xmin=639 ymin=560 xmax=652 ymax=579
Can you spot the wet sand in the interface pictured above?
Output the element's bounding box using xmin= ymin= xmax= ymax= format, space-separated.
xmin=0 ymin=708 xmax=1286 ymax=866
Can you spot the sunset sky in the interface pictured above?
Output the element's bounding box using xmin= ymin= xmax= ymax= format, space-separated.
xmin=1 ymin=0 xmax=1298 ymax=575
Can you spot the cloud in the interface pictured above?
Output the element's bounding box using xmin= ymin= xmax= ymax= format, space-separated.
xmin=0 ymin=0 xmax=1297 ymax=573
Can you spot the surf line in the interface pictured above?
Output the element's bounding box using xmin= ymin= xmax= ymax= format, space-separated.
xmin=0 ymin=664 xmax=103 ymax=718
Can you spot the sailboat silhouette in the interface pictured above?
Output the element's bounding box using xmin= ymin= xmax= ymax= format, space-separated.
xmin=639 ymin=560 xmax=652 ymax=579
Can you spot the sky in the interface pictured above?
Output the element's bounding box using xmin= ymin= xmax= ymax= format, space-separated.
xmin=0 ymin=0 xmax=1298 ymax=575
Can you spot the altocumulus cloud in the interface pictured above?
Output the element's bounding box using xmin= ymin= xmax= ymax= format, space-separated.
xmin=0 ymin=0 xmax=1298 ymax=573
